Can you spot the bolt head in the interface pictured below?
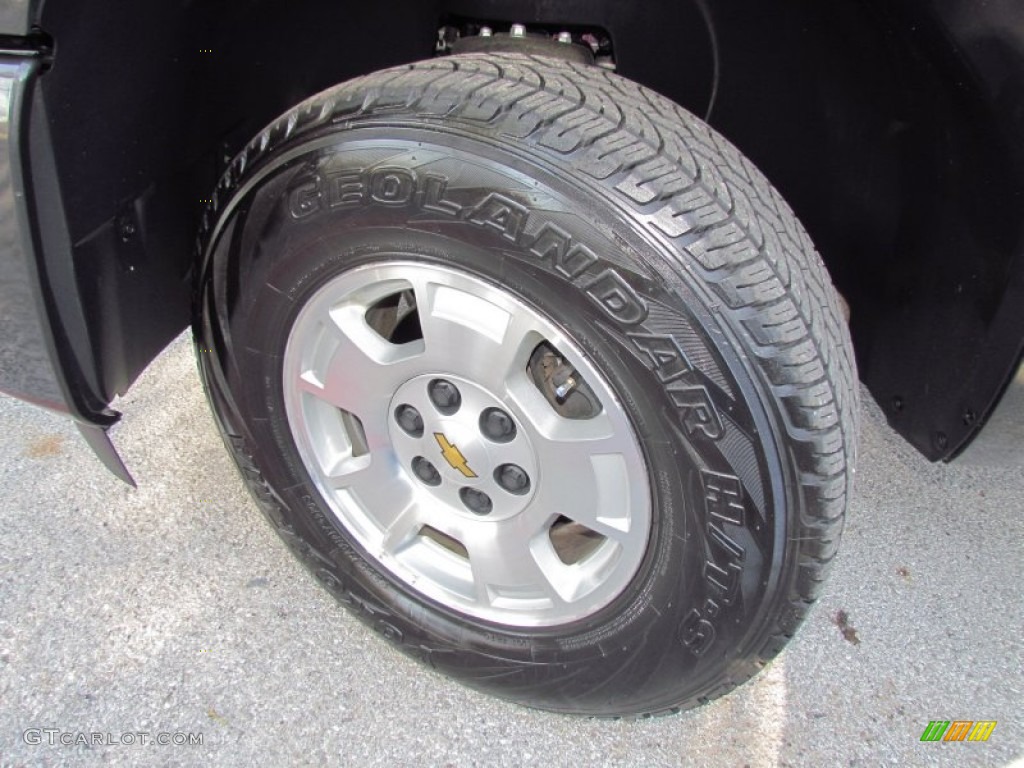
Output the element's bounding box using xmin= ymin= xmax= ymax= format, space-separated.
xmin=496 ymin=464 xmax=530 ymax=495
xmin=395 ymin=404 xmax=424 ymax=437
xmin=480 ymin=408 xmax=516 ymax=443
xmin=510 ymin=23 xmax=526 ymax=37
xmin=412 ymin=457 xmax=441 ymax=486
xmin=459 ymin=487 xmax=493 ymax=515
xmin=118 ymin=217 xmax=136 ymax=242
xmin=557 ymin=31 xmax=572 ymax=44
xmin=428 ymin=379 xmax=461 ymax=414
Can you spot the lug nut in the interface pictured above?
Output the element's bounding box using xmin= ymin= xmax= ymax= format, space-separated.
xmin=479 ymin=26 xmax=493 ymax=37
xmin=394 ymin=404 xmax=424 ymax=437
xmin=479 ymin=407 xmax=516 ymax=443
xmin=411 ymin=457 xmax=441 ymax=486
xmin=510 ymin=23 xmax=526 ymax=38
xmin=495 ymin=464 xmax=530 ymax=495
xmin=428 ymin=379 xmax=462 ymax=414
xmin=556 ymin=31 xmax=572 ymax=44
xmin=459 ymin=487 xmax=493 ymax=515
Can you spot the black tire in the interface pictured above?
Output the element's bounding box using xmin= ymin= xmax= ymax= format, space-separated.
xmin=194 ymin=53 xmax=858 ymax=717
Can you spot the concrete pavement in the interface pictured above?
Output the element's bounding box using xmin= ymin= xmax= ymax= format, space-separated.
xmin=0 ymin=333 xmax=1021 ymax=767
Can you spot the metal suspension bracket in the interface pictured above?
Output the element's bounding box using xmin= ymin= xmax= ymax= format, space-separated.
xmin=436 ymin=20 xmax=615 ymax=69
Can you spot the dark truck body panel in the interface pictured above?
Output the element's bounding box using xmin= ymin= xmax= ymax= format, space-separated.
xmin=0 ymin=0 xmax=1021 ymax=471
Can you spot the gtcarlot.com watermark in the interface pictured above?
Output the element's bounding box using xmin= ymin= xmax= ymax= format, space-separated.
xmin=23 ymin=728 xmax=204 ymax=747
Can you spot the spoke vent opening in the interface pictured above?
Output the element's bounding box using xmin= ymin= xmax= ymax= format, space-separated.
xmin=365 ymin=288 xmax=423 ymax=344
xmin=527 ymin=341 xmax=602 ymax=419
xmin=419 ymin=526 xmax=469 ymax=560
xmin=549 ymin=515 xmax=606 ymax=565
xmin=339 ymin=408 xmax=369 ymax=458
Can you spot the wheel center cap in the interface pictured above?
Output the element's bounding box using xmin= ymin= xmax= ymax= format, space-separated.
xmin=388 ymin=374 xmax=538 ymax=521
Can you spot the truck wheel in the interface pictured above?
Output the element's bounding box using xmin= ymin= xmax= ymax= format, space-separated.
xmin=194 ymin=53 xmax=858 ymax=716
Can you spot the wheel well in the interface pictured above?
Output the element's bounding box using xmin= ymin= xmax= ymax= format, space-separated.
xmin=29 ymin=0 xmax=1024 ymax=459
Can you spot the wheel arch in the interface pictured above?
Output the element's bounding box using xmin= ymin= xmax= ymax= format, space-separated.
xmin=695 ymin=0 xmax=1024 ymax=461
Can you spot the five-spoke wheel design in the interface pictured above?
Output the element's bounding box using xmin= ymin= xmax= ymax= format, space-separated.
xmin=282 ymin=263 xmax=651 ymax=627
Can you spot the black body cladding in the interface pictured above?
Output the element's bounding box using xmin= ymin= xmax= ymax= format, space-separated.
xmin=1 ymin=0 xmax=1022 ymax=461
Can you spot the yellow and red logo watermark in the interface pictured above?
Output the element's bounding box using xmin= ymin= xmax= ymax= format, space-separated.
xmin=920 ymin=721 xmax=997 ymax=742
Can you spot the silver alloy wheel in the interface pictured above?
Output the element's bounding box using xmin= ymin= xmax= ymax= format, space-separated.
xmin=282 ymin=262 xmax=651 ymax=627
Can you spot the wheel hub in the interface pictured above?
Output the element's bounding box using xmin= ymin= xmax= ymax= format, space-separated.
xmin=282 ymin=261 xmax=651 ymax=627
xmin=388 ymin=375 xmax=538 ymax=522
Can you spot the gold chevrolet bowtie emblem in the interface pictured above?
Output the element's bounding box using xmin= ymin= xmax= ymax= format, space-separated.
xmin=434 ymin=433 xmax=476 ymax=478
